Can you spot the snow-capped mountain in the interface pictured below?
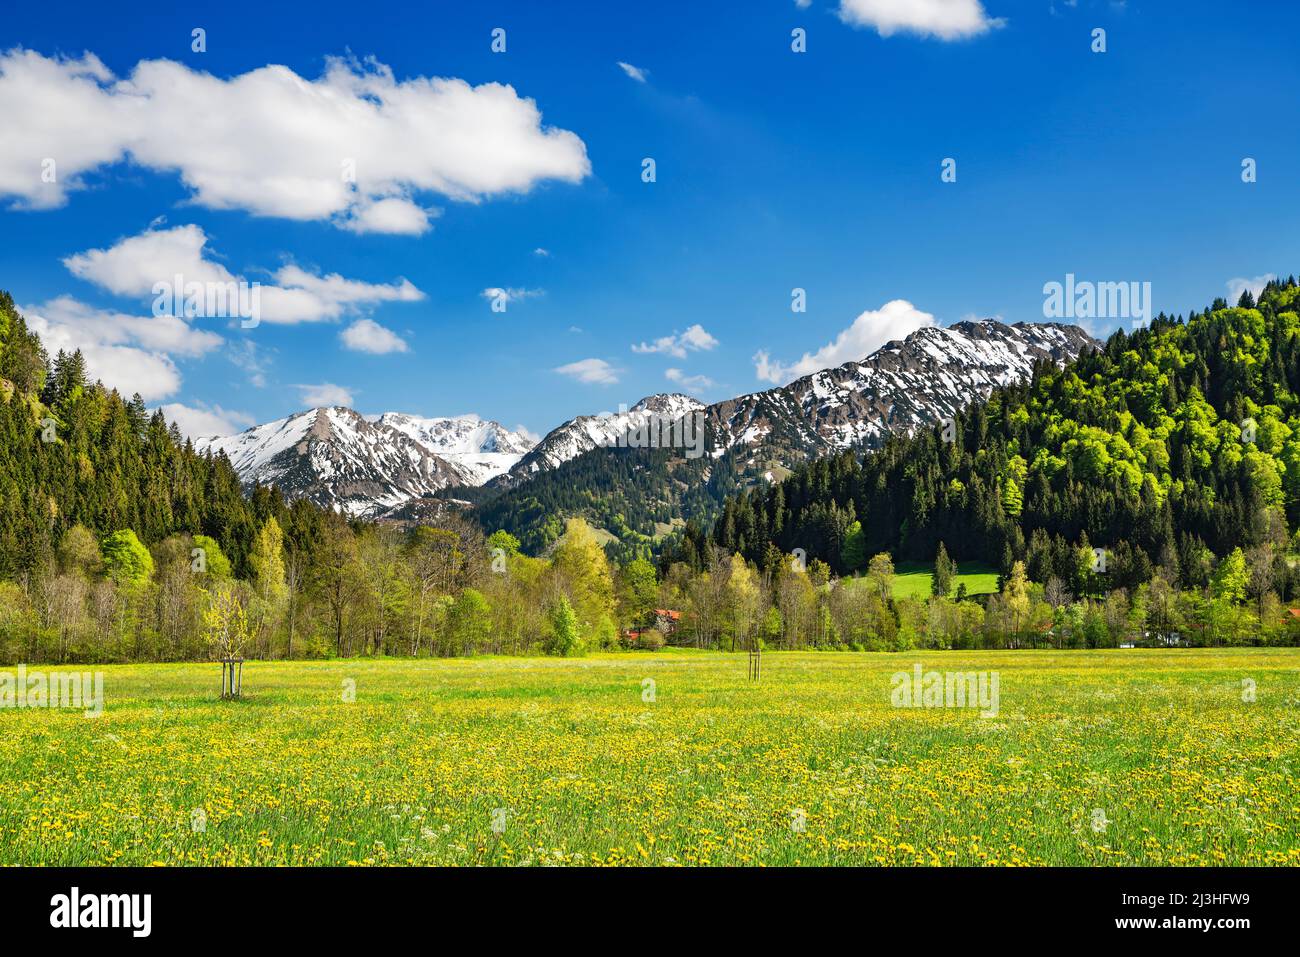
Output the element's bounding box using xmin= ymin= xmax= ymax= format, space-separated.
xmin=197 ymin=320 xmax=1094 ymax=521
xmin=372 ymin=412 xmax=535 ymax=485
xmin=703 ymin=319 xmax=1096 ymax=466
xmin=195 ymin=408 xmax=535 ymax=518
xmin=492 ymin=320 xmax=1095 ymax=487
xmin=503 ymin=393 xmax=705 ymax=480
xmin=471 ymin=318 xmax=1096 ymax=549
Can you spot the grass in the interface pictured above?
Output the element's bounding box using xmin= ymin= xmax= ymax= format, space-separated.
xmin=2 ymin=649 xmax=1298 ymax=866
xmin=852 ymin=561 xmax=1001 ymax=600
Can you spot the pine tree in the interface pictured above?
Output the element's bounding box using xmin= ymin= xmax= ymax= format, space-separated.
xmin=933 ymin=541 xmax=955 ymax=597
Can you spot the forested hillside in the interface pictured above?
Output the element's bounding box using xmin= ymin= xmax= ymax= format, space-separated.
xmin=0 ymin=291 xmax=315 ymax=581
xmin=0 ymin=291 xmax=635 ymax=664
xmin=700 ymin=280 xmax=1300 ymax=603
xmin=470 ymin=443 xmax=746 ymax=562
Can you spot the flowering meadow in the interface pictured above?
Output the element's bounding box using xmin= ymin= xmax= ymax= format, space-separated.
xmin=2 ymin=649 xmax=1297 ymax=866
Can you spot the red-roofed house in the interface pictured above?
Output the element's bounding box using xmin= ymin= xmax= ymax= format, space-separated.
xmin=653 ymin=609 xmax=681 ymax=635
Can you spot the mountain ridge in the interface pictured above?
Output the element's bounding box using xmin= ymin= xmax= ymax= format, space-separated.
xmin=196 ymin=319 xmax=1098 ymax=534
xmin=194 ymin=408 xmax=535 ymax=518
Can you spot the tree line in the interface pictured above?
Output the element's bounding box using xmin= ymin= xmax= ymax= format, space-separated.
xmin=5 ymin=276 xmax=1300 ymax=663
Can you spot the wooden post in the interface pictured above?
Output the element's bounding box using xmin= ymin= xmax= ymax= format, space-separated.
xmin=220 ymin=658 xmax=245 ymax=699
xmin=748 ymin=638 xmax=761 ymax=681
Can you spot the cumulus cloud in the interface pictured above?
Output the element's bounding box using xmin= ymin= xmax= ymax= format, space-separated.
xmin=554 ymin=358 xmax=621 ymax=385
xmin=297 ymin=382 xmax=354 ymax=407
xmin=617 ymin=62 xmax=648 ymax=83
xmin=837 ymin=0 xmax=1004 ymax=40
xmin=665 ymin=367 xmax=716 ymax=394
xmin=160 ymin=401 xmax=255 ymax=440
xmin=631 ymin=323 xmax=719 ymax=359
xmin=753 ymin=298 xmax=937 ymax=385
xmin=26 ymin=294 xmax=221 ymax=357
xmin=340 ymin=318 xmax=408 ymax=354
xmin=22 ymin=295 xmax=224 ymax=401
xmin=0 ymin=49 xmax=590 ymax=231
xmin=1226 ymin=274 xmax=1275 ymax=305
xmin=339 ymin=197 xmax=437 ymax=236
xmin=65 ymin=225 xmax=424 ymax=324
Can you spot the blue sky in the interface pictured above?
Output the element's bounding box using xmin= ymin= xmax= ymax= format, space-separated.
xmin=2 ymin=0 xmax=1298 ymax=439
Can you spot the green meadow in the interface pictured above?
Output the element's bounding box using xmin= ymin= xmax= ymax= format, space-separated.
xmin=864 ymin=561 xmax=1002 ymax=600
xmin=1 ymin=649 xmax=1297 ymax=866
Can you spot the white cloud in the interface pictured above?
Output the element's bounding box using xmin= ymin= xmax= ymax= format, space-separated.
xmin=679 ymin=324 xmax=720 ymax=351
xmin=1226 ymin=274 xmax=1275 ymax=305
xmin=23 ymin=295 xmax=224 ymax=401
xmin=0 ymin=51 xmax=122 ymax=210
xmin=0 ymin=49 xmax=591 ymax=230
xmin=665 ymin=367 xmax=716 ymax=394
xmin=340 ymin=318 xmax=408 ymax=354
xmin=65 ymin=225 xmax=229 ymax=299
xmin=617 ymin=62 xmax=649 ymax=83
xmin=837 ymin=0 xmax=1004 ymax=40
xmin=65 ymin=225 xmax=424 ymax=324
xmin=27 ymin=294 xmax=221 ymax=357
xmin=514 ymin=424 xmax=541 ymax=445
xmin=754 ymin=298 xmax=936 ymax=384
xmin=46 ymin=340 xmax=179 ymax=401
xmin=339 ymin=197 xmax=437 ymax=236
xmin=632 ymin=323 xmax=719 ymax=359
xmin=533 ymin=247 xmax=550 ymax=257
xmin=272 ymin=264 xmax=422 ymax=314
xmin=160 ymin=401 xmax=255 ymax=440
xmin=297 ymin=382 xmax=354 ymax=407
xmin=795 ymin=0 xmax=812 ymax=8
xmin=554 ymin=358 xmax=621 ymax=385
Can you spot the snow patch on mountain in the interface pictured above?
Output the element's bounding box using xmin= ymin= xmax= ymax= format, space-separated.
xmin=373 ymin=412 xmax=534 ymax=484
